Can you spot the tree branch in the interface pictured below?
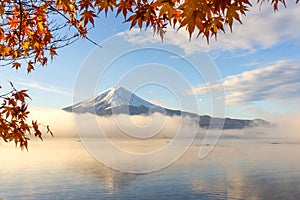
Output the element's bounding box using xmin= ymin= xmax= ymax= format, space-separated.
xmin=18 ymin=0 xmax=23 ymax=49
xmin=47 ymin=4 xmax=102 ymax=48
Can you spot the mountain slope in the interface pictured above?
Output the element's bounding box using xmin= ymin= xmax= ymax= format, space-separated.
xmin=64 ymin=86 xmax=153 ymax=114
xmin=63 ymin=86 xmax=270 ymax=129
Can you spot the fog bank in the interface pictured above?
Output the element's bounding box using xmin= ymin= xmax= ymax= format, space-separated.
xmin=28 ymin=107 xmax=300 ymax=140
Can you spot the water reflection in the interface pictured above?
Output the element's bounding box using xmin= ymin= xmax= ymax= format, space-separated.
xmin=1 ymin=138 xmax=300 ymax=199
xmin=187 ymin=141 xmax=300 ymax=199
xmin=0 ymin=138 xmax=138 ymax=198
xmin=70 ymin=155 xmax=137 ymax=193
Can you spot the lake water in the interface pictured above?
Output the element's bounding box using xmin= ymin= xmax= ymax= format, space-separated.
xmin=1 ymin=138 xmax=300 ymax=199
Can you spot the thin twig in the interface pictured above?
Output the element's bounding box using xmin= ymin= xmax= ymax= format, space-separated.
xmin=18 ymin=0 xmax=23 ymax=49
xmin=48 ymin=4 xmax=102 ymax=48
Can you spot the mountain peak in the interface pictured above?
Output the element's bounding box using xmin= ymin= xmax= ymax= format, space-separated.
xmin=102 ymin=86 xmax=131 ymax=98
xmin=105 ymin=86 xmax=125 ymax=92
xmin=64 ymin=86 xmax=154 ymax=114
xmin=95 ymin=86 xmax=152 ymax=108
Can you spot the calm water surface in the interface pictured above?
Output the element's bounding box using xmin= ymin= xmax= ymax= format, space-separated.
xmin=1 ymin=138 xmax=300 ymax=199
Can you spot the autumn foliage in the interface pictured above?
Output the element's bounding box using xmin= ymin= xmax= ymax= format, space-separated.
xmin=0 ymin=0 xmax=298 ymax=148
xmin=0 ymin=83 xmax=53 ymax=150
xmin=1 ymin=0 xmax=299 ymax=71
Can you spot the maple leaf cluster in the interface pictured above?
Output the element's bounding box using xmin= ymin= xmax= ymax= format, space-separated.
xmin=1 ymin=0 xmax=298 ymax=71
xmin=0 ymin=82 xmax=53 ymax=150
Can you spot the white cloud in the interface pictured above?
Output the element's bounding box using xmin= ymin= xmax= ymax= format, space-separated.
xmin=117 ymin=28 xmax=205 ymax=56
xmin=188 ymin=60 xmax=300 ymax=105
xmin=211 ymin=1 xmax=300 ymax=51
xmin=117 ymin=2 xmax=300 ymax=55
xmin=241 ymin=61 xmax=261 ymax=67
xmin=29 ymin=107 xmax=300 ymax=141
xmin=28 ymin=107 xmax=200 ymax=139
xmin=16 ymin=81 xmax=72 ymax=96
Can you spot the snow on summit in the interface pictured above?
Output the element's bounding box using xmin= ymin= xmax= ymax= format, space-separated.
xmin=96 ymin=86 xmax=153 ymax=109
xmin=63 ymin=86 xmax=154 ymax=114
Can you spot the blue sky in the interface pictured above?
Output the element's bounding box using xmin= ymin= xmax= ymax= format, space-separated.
xmin=0 ymin=2 xmax=300 ymax=120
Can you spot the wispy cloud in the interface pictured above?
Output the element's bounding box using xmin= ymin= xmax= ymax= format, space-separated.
xmin=241 ymin=61 xmax=261 ymax=67
xmin=149 ymin=99 xmax=180 ymax=110
xmin=117 ymin=27 xmax=208 ymax=56
xmin=118 ymin=2 xmax=300 ymax=55
xmin=187 ymin=60 xmax=300 ymax=105
xmin=16 ymin=81 xmax=72 ymax=96
xmin=211 ymin=2 xmax=300 ymax=51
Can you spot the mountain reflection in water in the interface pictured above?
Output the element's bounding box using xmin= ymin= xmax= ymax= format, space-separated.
xmin=1 ymin=138 xmax=300 ymax=199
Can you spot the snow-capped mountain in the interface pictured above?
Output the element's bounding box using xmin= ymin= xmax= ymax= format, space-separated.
xmin=63 ymin=86 xmax=181 ymax=116
xmin=63 ymin=86 xmax=270 ymax=129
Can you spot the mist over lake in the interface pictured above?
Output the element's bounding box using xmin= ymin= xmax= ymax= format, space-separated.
xmin=1 ymin=137 xmax=300 ymax=200
xmin=1 ymin=108 xmax=300 ymax=199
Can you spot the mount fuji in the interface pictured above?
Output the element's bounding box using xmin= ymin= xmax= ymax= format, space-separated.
xmin=63 ymin=86 xmax=269 ymax=129
xmin=63 ymin=86 xmax=182 ymax=116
